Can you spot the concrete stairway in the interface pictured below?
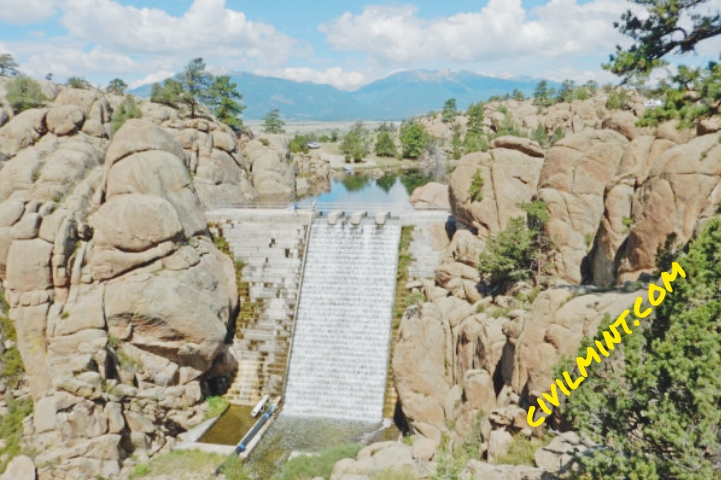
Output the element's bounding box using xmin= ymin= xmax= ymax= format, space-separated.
xmin=404 ymin=211 xmax=450 ymax=281
xmin=211 ymin=212 xmax=313 ymax=406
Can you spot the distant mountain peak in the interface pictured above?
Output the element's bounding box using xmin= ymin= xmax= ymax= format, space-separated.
xmin=130 ymin=69 xmax=554 ymax=121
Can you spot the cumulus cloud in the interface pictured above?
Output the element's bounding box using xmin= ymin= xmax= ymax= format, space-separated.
xmin=59 ymin=0 xmax=300 ymax=67
xmin=0 ymin=0 xmax=59 ymax=25
xmin=18 ymin=44 xmax=137 ymax=80
xmin=128 ymin=71 xmax=176 ymax=90
xmin=258 ymin=67 xmax=370 ymax=90
xmin=320 ymin=0 xmax=633 ymax=66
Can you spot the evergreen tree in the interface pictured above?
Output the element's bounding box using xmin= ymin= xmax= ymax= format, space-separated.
xmin=374 ymin=130 xmax=398 ymax=157
xmin=466 ymin=102 xmax=485 ymax=134
xmin=606 ymin=0 xmax=721 ymax=83
xmin=262 ymin=109 xmax=285 ymax=134
xmin=0 ymin=54 xmax=18 ymax=76
xmin=106 ymin=78 xmax=128 ymax=95
xmin=399 ymin=119 xmax=429 ymax=159
xmin=560 ymin=218 xmax=721 ymax=479
xmin=442 ymin=98 xmax=458 ymax=123
xmin=207 ymin=75 xmax=245 ymax=133
xmin=340 ymin=121 xmax=370 ymax=161
xmin=533 ymin=80 xmax=554 ymax=107
xmin=178 ymin=57 xmax=213 ymax=119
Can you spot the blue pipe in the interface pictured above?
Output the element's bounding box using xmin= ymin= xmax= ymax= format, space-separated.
xmin=214 ymin=403 xmax=278 ymax=475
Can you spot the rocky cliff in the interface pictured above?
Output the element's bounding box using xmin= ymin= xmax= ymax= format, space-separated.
xmin=367 ymin=94 xmax=721 ymax=477
xmin=0 ymin=83 xmax=274 ymax=478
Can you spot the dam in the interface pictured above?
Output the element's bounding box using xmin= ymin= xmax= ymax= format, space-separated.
xmin=206 ymin=205 xmax=449 ymax=420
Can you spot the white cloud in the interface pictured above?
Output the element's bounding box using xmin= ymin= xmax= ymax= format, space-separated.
xmin=258 ymin=67 xmax=370 ymax=90
xmin=0 ymin=0 xmax=59 ymax=25
xmin=320 ymin=0 xmax=633 ymax=66
xmin=128 ymin=71 xmax=175 ymax=90
xmin=18 ymin=44 xmax=137 ymax=80
xmin=59 ymin=0 xmax=300 ymax=68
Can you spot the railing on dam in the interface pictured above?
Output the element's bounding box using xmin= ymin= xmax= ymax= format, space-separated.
xmin=209 ymin=201 xmax=450 ymax=214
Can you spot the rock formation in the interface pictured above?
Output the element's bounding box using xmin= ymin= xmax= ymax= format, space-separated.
xmin=0 ymin=84 xmax=247 ymax=478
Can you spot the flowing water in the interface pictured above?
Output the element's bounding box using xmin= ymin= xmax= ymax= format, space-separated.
xmin=282 ymin=218 xmax=401 ymax=421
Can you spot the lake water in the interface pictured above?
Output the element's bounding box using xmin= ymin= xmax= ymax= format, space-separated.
xmin=297 ymin=170 xmax=435 ymax=216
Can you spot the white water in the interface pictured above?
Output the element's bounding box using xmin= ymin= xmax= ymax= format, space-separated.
xmin=282 ymin=218 xmax=400 ymax=422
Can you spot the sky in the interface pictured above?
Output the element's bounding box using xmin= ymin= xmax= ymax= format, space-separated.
xmin=1 ymin=0 xmax=720 ymax=91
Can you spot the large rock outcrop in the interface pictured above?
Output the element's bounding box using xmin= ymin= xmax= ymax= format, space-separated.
xmin=537 ymin=130 xmax=629 ymax=283
xmin=449 ymin=141 xmax=544 ymax=238
xmin=0 ymin=91 xmax=239 ymax=478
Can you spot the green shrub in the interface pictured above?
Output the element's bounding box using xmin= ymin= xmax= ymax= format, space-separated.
xmin=469 ymin=170 xmax=484 ymax=202
xmin=110 ymin=97 xmax=142 ymax=136
xmin=0 ymin=397 xmax=33 ymax=474
xmin=67 ymin=77 xmax=91 ymax=89
xmin=493 ymin=435 xmax=550 ymax=466
xmin=203 ymin=396 xmax=230 ymax=420
xmin=150 ymin=78 xmax=183 ymax=108
xmin=270 ymin=443 xmax=362 ymax=480
xmin=0 ymin=315 xmax=23 ymax=389
xmin=6 ymin=76 xmax=46 ymax=113
xmin=463 ymin=132 xmax=489 ymax=153
xmin=606 ymin=89 xmax=630 ymax=110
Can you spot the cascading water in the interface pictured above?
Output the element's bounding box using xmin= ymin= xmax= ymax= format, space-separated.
xmin=282 ymin=217 xmax=401 ymax=422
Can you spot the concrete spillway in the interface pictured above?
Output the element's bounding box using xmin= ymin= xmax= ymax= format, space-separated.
xmin=282 ymin=217 xmax=400 ymax=422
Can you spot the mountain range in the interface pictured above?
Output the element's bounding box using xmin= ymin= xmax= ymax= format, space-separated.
xmin=131 ymin=69 xmax=552 ymax=121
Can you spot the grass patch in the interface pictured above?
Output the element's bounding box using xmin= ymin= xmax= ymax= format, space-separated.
xmin=130 ymin=450 xmax=251 ymax=480
xmin=489 ymin=306 xmax=514 ymax=318
xmin=0 ymin=315 xmax=24 ymax=390
xmin=0 ymin=396 xmax=34 ymax=474
xmin=204 ymin=396 xmax=230 ymax=421
xmin=493 ymin=435 xmax=551 ymax=466
xmin=371 ymin=469 xmax=420 ymax=480
xmin=269 ymin=443 xmax=363 ymax=480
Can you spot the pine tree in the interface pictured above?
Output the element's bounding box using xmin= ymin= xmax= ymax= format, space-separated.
xmin=207 ymin=75 xmax=245 ymax=133
xmin=262 ymin=109 xmax=285 ymax=134
xmin=374 ymin=130 xmax=397 ymax=157
xmin=560 ymin=218 xmax=721 ymax=479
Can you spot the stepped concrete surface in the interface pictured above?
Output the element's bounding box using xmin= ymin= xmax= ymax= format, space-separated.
xmin=207 ymin=208 xmax=317 ymax=406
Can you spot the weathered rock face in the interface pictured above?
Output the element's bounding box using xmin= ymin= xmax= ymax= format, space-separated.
xmin=510 ymin=287 xmax=642 ymax=398
xmin=449 ymin=144 xmax=544 ymax=237
xmin=410 ymin=182 xmax=450 ymax=210
xmin=243 ymin=138 xmax=295 ymax=201
xmin=0 ymin=88 xmax=239 ymax=478
xmin=617 ymin=134 xmax=721 ymax=281
xmin=537 ymin=129 xmax=629 ymax=283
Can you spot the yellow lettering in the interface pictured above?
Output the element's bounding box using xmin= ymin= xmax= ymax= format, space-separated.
xmin=563 ymin=371 xmax=584 ymax=390
xmin=538 ymin=398 xmax=552 ymax=415
xmin=602 ymin=325 xmax=623 ymax=352
xmin=527 ymin=406 xmax=546 ymax=427
xmin=595 ymin=340 xmax=610 ymax=357
xmin=661 ymin=262 xmax=686 ymax=292
xmin=649 ymin=284 xmax=666 ymax=306
xmin=634 ymin=297 xmax=651 ymax=318
xmin=611 ymin=310 xmax=633 ymax=335
xmin=577 ymin=347 xmax=601 ymax=377
xmin=542 ymin=384 xmax=561 ymax=407
xmin=556 ymin=378 xmax=571 ymax=396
